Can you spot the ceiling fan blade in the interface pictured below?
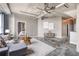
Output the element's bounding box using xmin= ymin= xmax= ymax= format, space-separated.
xmin=64 ymin=4 xmax=69 ymax=8
xmin=37 ymin=7 xmax=50 ymax=14
xmin=37 ymin=11 xmax=47 ymax=18
xmin=45 ymin=10 xmax=51 ymax=13
xmin=55 ymin=3 xmax=65 ymax=8
xmin=50 ymin=6 xmax=55 ymax=10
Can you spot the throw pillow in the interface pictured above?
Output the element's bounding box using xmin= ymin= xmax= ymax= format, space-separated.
xmin=0 ymin=40 xmax=4 ymax=48
xmin=1 ymin=35 xmax=10 ymax=41
xmin=0 ymin=36 xmax=7 ymax=48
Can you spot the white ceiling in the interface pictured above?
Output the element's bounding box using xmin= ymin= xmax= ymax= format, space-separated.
xmin=10 ymin=3 xmax=44 ymax=16
xmin=0 ymin=3 xmax=77 ymax=18
xmin=0 ymin=3 xmax=11 ymax=14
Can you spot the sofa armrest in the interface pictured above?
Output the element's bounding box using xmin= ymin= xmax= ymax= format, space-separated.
xmin=0 ymin=47 xmax=8 ymax=56
xmin=0 ymin=47 xmax=8 ymax=52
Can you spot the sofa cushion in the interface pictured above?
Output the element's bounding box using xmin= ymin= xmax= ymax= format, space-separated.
xmin=7 ymin=42 xmax=27 ymax=52
xmin=0 ymin=47 xmax=8 ymax=52
xmin=44 ymin=33 xmax=55 ymax=38
xmin=0 ymin=36 xmax=7 ymax=48
xmin=7 ymin=42 xmax=27 ymax=56
xmin=1 ymin=35 xmax=10 ymax=41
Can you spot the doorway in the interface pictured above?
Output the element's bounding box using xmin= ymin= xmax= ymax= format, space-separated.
xmin=17 ymin=21 xmax=26 ymax=35
xmin=18 ymin=22 xmax=25 ymax=34
xmin=62 ymin=17 xmax=75 ymax=38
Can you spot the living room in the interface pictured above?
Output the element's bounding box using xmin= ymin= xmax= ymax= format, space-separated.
xmin=0 ymin=3 xmax=78 ymax=56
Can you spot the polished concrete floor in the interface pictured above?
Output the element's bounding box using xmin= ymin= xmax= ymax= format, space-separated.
xmin=35 ymin=37 xmax=79 ymax=56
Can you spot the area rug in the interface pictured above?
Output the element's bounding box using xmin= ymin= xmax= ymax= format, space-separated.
xmin=27 ymin=38 xmax=55 ymax=56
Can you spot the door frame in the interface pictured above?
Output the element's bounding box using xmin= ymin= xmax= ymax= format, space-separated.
xmin=16 ymin=20 xmax=26 ymax=36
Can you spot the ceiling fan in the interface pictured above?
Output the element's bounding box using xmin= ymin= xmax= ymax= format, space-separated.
xmin=37 ymin=3 xmax=69 ymax=18
xmin=20 ymin=3 xmax=69 ymax=18
xmin=37 ymin=3 xmax=69 ymax=13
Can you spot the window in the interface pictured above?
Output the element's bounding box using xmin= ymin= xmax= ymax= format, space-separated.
xmin=43 ymin=22 xmax=54 ymax=30
xmin=43 ymin=22 xmax=48 ymax=29
xmin=49 ymin=23 xmax=54 ymax=30
xmin=0 ymin=14 xmax=4 ymax=34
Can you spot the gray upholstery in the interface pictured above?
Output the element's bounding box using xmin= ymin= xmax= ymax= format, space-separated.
xmin=0 ymin=42 xmax=27 ymax=56
xmin=7 ymin=42 xmax=27 ymax=56
xmin=44 ymin=33 xmax=68 ymax=47
xmin=44 ymin=33 xmax=55 ymax=41
xmin=0 ymin=47 xmax=8 ymax=52
xmin=44 ymin=33 xmax=55 ymax=38
xmin=0 ymin=47 xmax=8 ymax=56
xmin=7 ymin=43 xmax=26 ymax=52
xmin=0 ymin=36 xmax=8 ymax=56
xmin=0 ymin=35 xmax=27 ymax=56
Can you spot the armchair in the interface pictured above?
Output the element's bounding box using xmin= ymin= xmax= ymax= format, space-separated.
xmin=44 ymin=32 xmax=55 ymax=40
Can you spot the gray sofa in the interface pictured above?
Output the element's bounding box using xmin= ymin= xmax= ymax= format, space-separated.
xmin=0 ymin=47 xmax=8 ymax=56
xmin=0 ymin=35 xmax=27 ymax=56
xmin=7 ymin=42 xmax=27 ymax=56
xmin=44 ymin=32 xmax=55 ymax=40
xmin=44 ymin=33 xmax=68 ymax=47
xmin=0 ymin=42 xmax=27 ymax=56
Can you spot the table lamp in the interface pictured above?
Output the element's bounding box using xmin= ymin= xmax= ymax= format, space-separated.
xmin=5 ymin=29 xmax=10 ymax=34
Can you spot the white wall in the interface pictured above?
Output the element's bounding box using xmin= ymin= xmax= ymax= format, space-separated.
xmin=9 ymin=13 xmax=38 ymax=37
xmin=70 ymin=4 xmax=79 ymax=52
xmin=38 ymin=17 xmax=63 ymax=38
xmin=70 ymin=32 xmax=77 ymax=45
xmin=14 ymin=13 xmax=27 ymax=36
xmin=64 ymin=9 xmax=76 ymax=18
xmin=62 ymin=22 xmax=67 ymax=37
xmin=76 ymin=4 xmax=79 ymax=52
xmin=9 ymin=14 xmax=15 ymax=35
